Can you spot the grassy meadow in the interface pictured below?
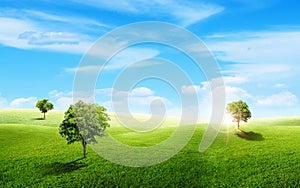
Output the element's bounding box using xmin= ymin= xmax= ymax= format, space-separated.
xmin=0 ymin=109 xmax=300 ymax=187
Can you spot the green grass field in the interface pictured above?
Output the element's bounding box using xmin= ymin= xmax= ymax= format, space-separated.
xmin=1 ymin=109 xmax=300 ymax=187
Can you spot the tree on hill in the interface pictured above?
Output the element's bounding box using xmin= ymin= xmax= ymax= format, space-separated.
xmin=226 ymin=100 xmax=251 ymax=130
xmin=59 ymin=100 xmax=110 ymax=158
xmin=36 ymin=99 xmax=54 ymax=120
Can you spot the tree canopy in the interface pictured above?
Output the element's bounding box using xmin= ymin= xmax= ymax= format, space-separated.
xmin=59 ymin=100 xmax=110 ymax=158
xmin=226 ymin=100 xmax=251 ymax=130
xmin=35 ymin=99 xmax=54 ymax=119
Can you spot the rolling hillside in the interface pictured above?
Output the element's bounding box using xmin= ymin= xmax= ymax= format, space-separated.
xmin=0 ymin=109 xmax=299 ymax=187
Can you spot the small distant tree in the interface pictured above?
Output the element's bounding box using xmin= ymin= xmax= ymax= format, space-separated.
xmin=59 ymin=100 xmax=110 ymax=158
xmin=36 ymin=99 xmax=54 ymax=119
xmin=226 ymin=100 xmax=251 ymax=130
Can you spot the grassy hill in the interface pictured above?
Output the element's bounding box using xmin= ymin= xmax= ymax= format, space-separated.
xmin=0 ymin=109 xmax=300 ymax=187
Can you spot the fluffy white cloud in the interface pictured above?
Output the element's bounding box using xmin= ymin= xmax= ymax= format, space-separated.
xmin=49 ymin=90 xmax=73 ymax=110
xmin=49 ymin=90 xmax=72 ymax=99
xmin=181 ymin=85 xmax=201 ymax=94
xmin=225 ymin=86 xmax=251 ymax=102
xmin=9 ymin=97 xmax=37 ymax=108
xmin=199 ymin=78 xmax=250 ymax=101
xmin=223 ymin=76 xmax=247 ymax=84
xmin=129 ymin=87 xmax=154 ymax=97
xmin=97 ymin=87 xmax=171 ymax=114
xmin=193 ymin=79 xmax=252 ymax=119
xmin=256 ymin=91 xmax=298 ymax=106
xmin=55 ymin=97 xmax=73 ymax=110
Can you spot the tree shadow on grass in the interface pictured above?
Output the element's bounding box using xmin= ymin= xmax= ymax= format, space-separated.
xmin=237 ymin=130 xmax=264 ymax=141
xmin=32 ymin=117 xmax=45 ymax=120
xmin=40 ymin=158 xmax=87 ymax=176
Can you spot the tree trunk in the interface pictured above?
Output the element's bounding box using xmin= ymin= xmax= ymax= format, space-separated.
xmin=43 ymin=112 xmax=46 ymax=120
xmin=237 ymin=120 xmax=240 ymax=130
xmin=82 ymin=140 xmax=87 ymax=158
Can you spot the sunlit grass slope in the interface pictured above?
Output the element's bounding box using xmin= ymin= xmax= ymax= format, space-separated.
xmin=0 ymin=109 xmax=64 ymax=126
xmin=0 ymin=109 xmax=300 ymax=187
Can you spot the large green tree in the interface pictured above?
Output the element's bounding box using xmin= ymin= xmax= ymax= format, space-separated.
xmin=226 ymin=100 xmax=252 ymax=130
xmin=59 ymin=100 xmax=110 ymax=158
xmin=36 ymin=99 xmax=54 ymax=119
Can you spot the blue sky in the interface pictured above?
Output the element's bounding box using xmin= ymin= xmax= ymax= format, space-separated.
xmin=1 ymin=0 xmax=300 ymax=118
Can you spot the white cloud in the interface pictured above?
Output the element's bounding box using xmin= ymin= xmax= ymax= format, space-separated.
xmin=65 ymin=65 xmax=102 ymax=73
xmin=199 ymin=81 xmax=251 ymax=103
xmin=49 ymin=90 xmax=72 ymax=99
xmin=96 ymin=87 xmax=171 ymax=114
xmin=161 ymin=1 xmax=224 ymax=26
xmin=0 ymin=17 xmax=35 ymax=48
xmin=225 ymin=86 xmax=251 ymax=102
xmin=181 ymin=85 xmax=201 ymax=94
xmin=193 ymin=79 xmax=252 ymax=119
xmin=105 ymin=95 xmax=171 ymax=115
xmin=223 ymin=76 xmax=247 ymax=84
xmin=71 ymin=0 xmax=224 ymax=26
xmin=55 ymin=97 xmax=73 ymax=110
xmin=0 ymin=17 xmax=93 ymax=54
xmin=9 ymin=97 xmax=37 ymax=108
xmin=199 ymin=76 xmax=247 ymax=91
xmin=208 ymin=31 xmax=300 ymax=63
xmin=224 ymin=64 xmax=292 ymax=76
xmin=48 ymin=90 xmax=73 ymax=110
xmin=256 ymin=91 xmax=298 ymax=107
xmin=207 ymin=30 xmax=300 ymax=80
xmin=22 ymin=9 xmax=109 ymax=28
xmin=129 ymin=87 xmax=154 ymax=97
xmin=18 ymin=31 xmax=85 ymax=45
xmin=273 ymin=83 xmax=286 ymax=89
xmin=22 ymin=10 xmax=68 ymax=22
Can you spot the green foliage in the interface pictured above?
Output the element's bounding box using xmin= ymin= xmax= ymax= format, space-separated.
xmin=59 ymin=105 xmax=80 ymax=145
xmin=35 ymin=99 xmax=54 ymax=119
xmin=59 ymin=100 xmax=110 ymax=157
xmin=226 ymin=100 xmax=252 ymax=128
